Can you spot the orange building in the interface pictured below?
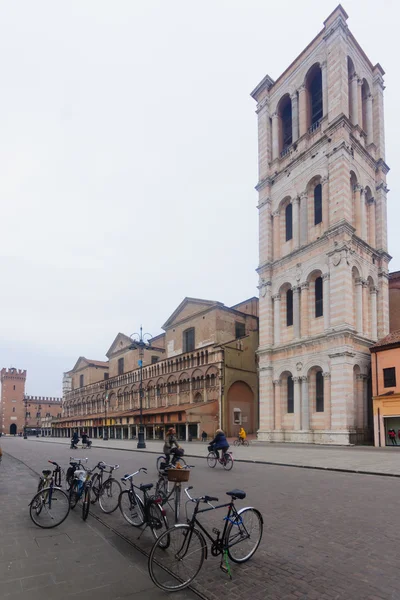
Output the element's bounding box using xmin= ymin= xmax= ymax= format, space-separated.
xmin=371 ymin=332 xmax=400 ymax=446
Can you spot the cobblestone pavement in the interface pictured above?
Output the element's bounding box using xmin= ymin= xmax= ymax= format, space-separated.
xmin=22 ymin=434 xmax=400 ymax=476
xmin=0 ymin=449 xmax=195 ymax=600
xmin=2 ymin=437 xmax=399 ymax=600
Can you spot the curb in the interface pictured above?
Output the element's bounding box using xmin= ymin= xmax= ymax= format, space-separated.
xmin=24 ymin=438 xmax=400 ymax=479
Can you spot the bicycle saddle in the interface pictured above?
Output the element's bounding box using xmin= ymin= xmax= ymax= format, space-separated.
xmin=140 ymin=483 xmax=153 ymax=491
xmin=226 ymin=489 xmax=246 ymax=500
xmin=42 ymin=470 xmax=51 ymax=476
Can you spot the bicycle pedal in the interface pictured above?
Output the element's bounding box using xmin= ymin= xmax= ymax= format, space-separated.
xmin=220 ymin=563 xmax=228 ymax=573
xmin=212 ymin=528 xmax=220 ymax=536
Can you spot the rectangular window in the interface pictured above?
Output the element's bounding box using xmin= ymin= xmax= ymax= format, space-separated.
xmin=235 ymin=322 xmax=246 ymax=339
xmin=79 ymin=374 xmax=84 ymax=388
xmin=160 ymin=414 xmax=164 ymax=423
xmin=316 ymin=371 xmax=324 ymax=412
xmin=315 ymin=277 xmax=323 ymax=318
xmin=384 ymin=367 xmax=396 ymax=388
xmin=233 ymin=409 xmax=242 ymax=425
xmin=183 ymin=328 xmax=195 ymax=353
xmin=13 ymin=385 xmax=15 ymax=391
xmin=151 ymin=356 xmax=159 ymax=364
xmin=285 ymin=203 xmax=293 ymax=241
xmin=104 ymin=372 xmax=109 ymax=380
xmin=36 ymin=412 xmax=41 ymax=418
xmin=12 ymin=407 xmax=15 ymax=413
xmin=178 ymin=412 xmax=182 ymax=422
xmin=314 ymin=184 xmax=322 ymax=225
xmin=286 ymin=289 xmax=293 ymax=327
xmin=287 ymin=376 xmax=294 ymax=413
xmin=118 ymin=358 xmax=124 ymax=376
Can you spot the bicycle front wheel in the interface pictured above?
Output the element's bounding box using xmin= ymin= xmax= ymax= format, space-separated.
xmin=148 ymin=500 xmax=170 ymax=547
xmin=119 ymin=490 xmax=145 ymax=526
xmin=226 ymin=507 xmax=263 ymax=563
xmin=69 ymin=481 xmax=80 ymax=509
xmin=174 ymin=457 xmax=187 ymax=468
xmin=206 ymin=452 xmax=217 ymax=468
xmin=223 ymin=453 xmax=234 ymax=471
xmin=156 ymin=456 xmax=165 ymax=474
xmin=30 ymin=488 xmax=70 ymax=529
xmin=233 ymin=439 xmax=239 ymax=447
xmin=148 ymin=524 xmax=206 ymax=592
xmin=98 ymin=478 xmax=121 ymax=513
xmin=82 ymin=486 xmax=91 ymax=521
xmin=90 ymin=473 xmax=101 ymax=504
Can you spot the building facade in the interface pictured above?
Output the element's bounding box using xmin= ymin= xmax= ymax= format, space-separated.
xmin=253 ymin=6 xmax=389 ymax=444
xmin=371 ymin=331 xmax=400 ymax=446
xmin=54 ymin=297 xmax=259 ymax=440
xmin=0 ymin=368 xmax=62 ymax=435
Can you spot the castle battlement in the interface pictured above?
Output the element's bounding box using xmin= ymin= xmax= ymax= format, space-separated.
xmin=24 ymin=395 xmax=62 ymax=404
xmin=1 ymin=368 xmax=27 ymax=381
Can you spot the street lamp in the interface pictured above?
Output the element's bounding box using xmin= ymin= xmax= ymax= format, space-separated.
xmin=130 ymin=326 xmax=152 ymax=449
xmin=24 ymin=395 xmax=28 ymax=439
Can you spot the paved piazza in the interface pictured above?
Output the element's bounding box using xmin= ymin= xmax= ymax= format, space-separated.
xmin=1 ymin=437 xmax=398 ymax=600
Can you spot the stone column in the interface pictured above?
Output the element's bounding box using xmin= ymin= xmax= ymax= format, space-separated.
xmin=301 ymin=376 xmax=309 ymax=431
xmin=273 ymin=294 xmax=281 ymax=345
xmin=375 ymin=182 xmax=388 ymax=252
xmin=272 ymin=211 xmax=280 ymax=261
xmin=356 ymin=374 xmax=366 ymax=431
xmin=291 ymin=93 xmax=299 ymax=142
xmin=300 ymin=282 xmax=309 ymax=338
xmin=369 ymin=198 xmax=376 ymax=248
xmin=372 ymin=70 xmax=385 ymax=161
xmin=355 ymin=278 xmax=363 ymax=334
xmin=354 ymin=184 xmax=362 ymax=237
xmin=271 ymin=112 xmax=279 ymax=161
xmin=323 ymin=372 xmax=331 ymax=430
xmin=259 ymin=198 xmax=272 ymax=264
xmin=321 ymin=176 xmax=329 ymax=228
xmin=273 ymin=379 xmax=282 ymax=430
xmin=362 ymin=279 xmax=369 ymax=337
xmin=258 ymin=365 xmax=274 ymax=433
xmin=293 ymin=377 xmax=301 ymax=430
xmin=298 ymin=85 xmax=307 ymax=136
xmin=322 ymin=273 xmax=330 ymax=330
xmin=321 ymin=60 xmax=328 ymax=118
xmin=350 ymin=74 xmax=359 ymax=126
xmin=371 ymin=286 xmax=378 ymax=341
xmin=366 ymin=93 xmax=373 ymax=145
xmin=185 ymin=422 xmax=189 ymax=441
xmin=293 ymin=196 xmax=300 ymax=249
xmin=293 ymin=286 xmax=301 ymax=339
xmin=360 ymin=188 xmax=367 ymax=240
xmin=357 ymin=78 xmax=363 ymax=127
xmin=299 ymin=191 xmax=308 ymax=246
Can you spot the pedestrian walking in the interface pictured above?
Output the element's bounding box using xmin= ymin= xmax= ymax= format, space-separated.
xmin=201 ymin=430 xmax=207 ymax=442
xmin=388 ymin=428 xmax=397 ymax=445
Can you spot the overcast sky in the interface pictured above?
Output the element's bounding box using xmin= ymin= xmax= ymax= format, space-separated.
xmin=0 ymin=0 xmax=397 ymax=396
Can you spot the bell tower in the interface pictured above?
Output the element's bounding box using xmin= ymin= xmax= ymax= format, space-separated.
xmin=252 ymin=5 xmax=389 ymax=444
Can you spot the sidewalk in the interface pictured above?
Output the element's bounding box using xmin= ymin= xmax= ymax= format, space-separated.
xmin=20 ymin=435 xmax=400 ymax=477
xmin=0 ymin=452 xmax=195 ymax=600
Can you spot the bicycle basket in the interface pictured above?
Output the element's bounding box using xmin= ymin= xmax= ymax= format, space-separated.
xmin=167 ymin=468 xmax=190 ymax=482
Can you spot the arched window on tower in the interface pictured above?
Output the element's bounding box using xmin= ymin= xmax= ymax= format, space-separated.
xmin=315 ymin=276 xmax=323 ymax=318
xmin=285 ymin=203 xmax=293 ymax=241
xmin=286 ymin=289 xmax=293 ymax=326
xmin=278 ymin=94 xmax=292 ymax=157
xmin=314 ymin=183 xmax=322 ymax=225
xmin=316 ymin=371 xmax=324 ymax=412
xmin=287 ymin=376 xmax=294 ymax=413
xmin=306 ymin=65 xmax=323 ymax=131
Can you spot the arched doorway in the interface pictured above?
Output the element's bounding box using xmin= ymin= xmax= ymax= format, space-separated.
xmin=10 ymin=423 xmax=17 ymax=435
xmin=226 ymin=381 xmax=255 ymax=437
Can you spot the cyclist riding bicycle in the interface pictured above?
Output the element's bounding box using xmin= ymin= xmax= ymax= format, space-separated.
xmin=238 ymin=426 xmax=247 ymax=443
xmin=209 ymin=428 xmax=229 ymax=460
xmin=163 ymin=427 xmax=182 ymax=466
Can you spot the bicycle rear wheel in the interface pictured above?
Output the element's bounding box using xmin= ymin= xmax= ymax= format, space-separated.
xmin=243 ymin=439 xmax=249 ymax=447
xmin=156 ymin=456 xmax=166 ymax=474
xmin=82 ymin=486 xmax=91 ymax=521
xmin=207 ymin=452 xmax=217 ymax=468
xmin=29 ymin=488 xmax=70 ymax=529
xmin=223 ymin=453 xmax=233 ymax=471
xmin=69 ymin=481 xmax=80 ymax=509
xmin=148 ymin=524 xmax=206 ymax=591
xmin=148 ymin=500 xmax=170 ymax=547
xmin=98 ymin=478 xmax=121 ymax=513
xmin=233 ymin=439 xmax=239 ymax=447
xmin=173 ymin=457 xmax=187 ymax=468
xmin=90 ymin=473 xmax=101 ymax=504
xmin=174 ymin=486 xmax=181 ymax=523
xmin=119 ymin=490 xmax=145 ymax=526
xmin=226 ymin=507 xmax=263 ymax=563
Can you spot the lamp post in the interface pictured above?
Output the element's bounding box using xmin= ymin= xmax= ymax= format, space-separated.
xmin=130 ymin=326 xmax=152 ymax=449
xmin=103 ymin=385 xmax=109 ymax=441
xmin=24 ymin=395 xmax=28 ymax=439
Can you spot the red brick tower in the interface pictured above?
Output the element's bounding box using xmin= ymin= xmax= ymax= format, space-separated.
xmin=0 ymin=368 xmax=27 ymax=435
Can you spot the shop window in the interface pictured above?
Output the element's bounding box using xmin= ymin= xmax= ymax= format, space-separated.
xmin=384 ymin=367 xmax=396 ymax=388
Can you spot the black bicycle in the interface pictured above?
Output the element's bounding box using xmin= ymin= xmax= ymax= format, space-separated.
xmin=154 ymin=465 xmax=194 ymax=523
xmin=118 ymin=468 xmax=170 ymax=547
xmin=66 ymin=456 xmax=89 ymax=489
xmin=29 ymin=464 xmax=70 ymax=528
xmin=148 ymin=486 xmax=263 ymax=591
xmin=89 ymin=461 xmax=121 ymax=513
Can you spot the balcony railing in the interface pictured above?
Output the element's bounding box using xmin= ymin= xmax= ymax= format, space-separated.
xmin=280 ymin=145 xmax=291 ymax=158
xmin=308 ymin=120 xmax=320 ymax=134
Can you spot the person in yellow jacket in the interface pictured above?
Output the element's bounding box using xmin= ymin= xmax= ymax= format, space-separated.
xmin=239 ymin=427 xmax=246 ymax=442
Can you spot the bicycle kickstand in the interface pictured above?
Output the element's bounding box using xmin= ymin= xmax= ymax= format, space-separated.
xmin=220 ymin=550 xmax=232 ymax=580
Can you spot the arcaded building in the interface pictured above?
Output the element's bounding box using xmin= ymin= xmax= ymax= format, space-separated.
xmin=55 ymin=297 xmax=259 ymax=440
xmin=252 ymin=6 xmax=389 ymax=444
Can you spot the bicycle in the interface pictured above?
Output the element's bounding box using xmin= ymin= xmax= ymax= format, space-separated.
xmin=89 ymin=461 xmax=121 ymax=513
xmin=66 ymin=456 xmax=89 ymax=489
xmin=154 ymin=465 xmax=194 ymax=523
xmin=68 ymin=463 xmax=94 ymax=520
xmin=206 ymin=446 xmax=234 ymax=471
xmin=118 ymin=468 xmax=170 ymax=547
xmin=156 ymin=450 xmax=186 ymax=474
xmin=148 ymin=486 xmax=263 ymax=591
xmin=233 ymin=437 xmax=250 ymax=447
xmin=37 ymin=460 xmax=64 ymax=491
xmin=29 ymin=466 xmax=70 ymax=529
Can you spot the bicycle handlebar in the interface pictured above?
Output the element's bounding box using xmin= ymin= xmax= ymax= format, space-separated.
xmin=121 ymin=467 xmax=147 ymax=482
xmin=48 ymin=460 xmax=60 ymax=467
xmin=184 ymin=486 xmax=219 ymax=504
